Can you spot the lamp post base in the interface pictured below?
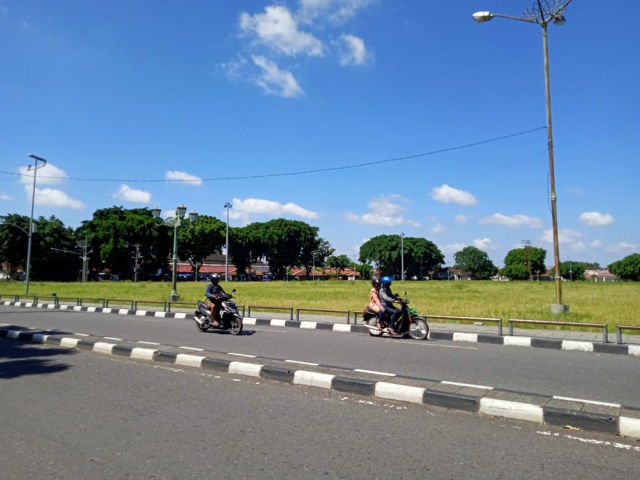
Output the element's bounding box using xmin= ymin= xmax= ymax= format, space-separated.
xmin=550 ymin=303 xmax=570 ymax=315
xmin=168 ymin=292 xmax=180 ymax=302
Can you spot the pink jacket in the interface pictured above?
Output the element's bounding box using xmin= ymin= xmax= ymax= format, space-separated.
xmin=368 ymin=287 xmax=382 ymax=313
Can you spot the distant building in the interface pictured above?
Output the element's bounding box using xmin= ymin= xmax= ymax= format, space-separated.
xmin=584 ymin=269 xmax=621 ymax=283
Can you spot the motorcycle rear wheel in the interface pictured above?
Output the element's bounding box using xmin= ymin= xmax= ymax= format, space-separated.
xmin=408 ymin=317 xmax=429 ymax=340
xmin=229 ymin=317 xmax=243 ymax=335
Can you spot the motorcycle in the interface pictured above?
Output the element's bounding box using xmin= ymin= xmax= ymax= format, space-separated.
xmin=193 ymin=290 xmax=243 ymax=335
xmin=362 ymin=297 xmax=429 ymax=340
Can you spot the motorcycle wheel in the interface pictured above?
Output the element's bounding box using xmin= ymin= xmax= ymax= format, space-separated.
xmin=408 ymin=317 xmax=429 ymax=340
xmin=365 ymin=317 xmax=383 ymax=337
xmin=194 ymin=316 xmax=209 ymax=332
xmin=229 ymin=316 xmax=243 ymax=335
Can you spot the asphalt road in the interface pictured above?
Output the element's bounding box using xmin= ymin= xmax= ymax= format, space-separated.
xmin=1 ymin=340 xmax=639 ymax=480
xmin=1 ymin=306 xmax=639 ymax=407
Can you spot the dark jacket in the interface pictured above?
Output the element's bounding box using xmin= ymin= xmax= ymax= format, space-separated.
xmin=379 ymin=285 xmax=398 ymax=306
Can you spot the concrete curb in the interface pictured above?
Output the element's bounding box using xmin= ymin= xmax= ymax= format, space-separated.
xmin=2 ymin=324 xmax=640 ymax=440
xmin=2 ymin=300 xmax=640 ymax=358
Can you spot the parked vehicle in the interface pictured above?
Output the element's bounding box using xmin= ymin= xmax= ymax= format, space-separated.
xmin=362 ymin=297 xmax=429 ymax=340
xmin=193 ymin=290 xmax=243 ymax=335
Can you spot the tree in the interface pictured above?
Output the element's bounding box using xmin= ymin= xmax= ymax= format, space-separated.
xmin=300 ymin=237 xmax=334 ymax=279
xmin=250 ymin=219 xmax=321 ymax=278
xmin=359 ymin=235 xmax=444 ymax=278
xmin=0 ymin=214 xmax=76 ymax=280
xmin=327 ymin=255 xmax=352 ymax=279
xmin=0 ymin=214 xmax=31 ymax=276
xmin=178 ymin=215 xmax=226 ymax=277
xmin=559 ymin=261 xmax=586 ymax=281
xmin=453 ymin=246 xmax=497 ymax=279
xmin=80 ymin=206 xmax=170 ymax=279
xmin=503 ymin=247 xmax=546 ymax=280
xmin=609 ymin=253 xmax=640 ymax=281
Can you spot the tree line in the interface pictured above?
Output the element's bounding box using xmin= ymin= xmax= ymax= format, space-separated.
xmin=1 ymin=207 xmax=639 ymax=281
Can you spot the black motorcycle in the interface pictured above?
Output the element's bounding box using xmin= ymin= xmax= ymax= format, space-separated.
xmin=193 ymin=290 xmax=243 ymax=335
xmin=362 ymin=297 xmax=429 ymax=340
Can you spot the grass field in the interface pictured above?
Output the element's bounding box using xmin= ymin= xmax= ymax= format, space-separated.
xmin=1 ymin=279 xmax=638 ymax=330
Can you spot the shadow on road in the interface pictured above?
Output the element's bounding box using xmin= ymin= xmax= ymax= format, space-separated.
xmin=0 ymin=341 xmax=74 ymax=379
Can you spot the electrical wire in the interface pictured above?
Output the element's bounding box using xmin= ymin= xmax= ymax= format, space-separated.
xmin=0 ymin=126 xmax=545 ymax=183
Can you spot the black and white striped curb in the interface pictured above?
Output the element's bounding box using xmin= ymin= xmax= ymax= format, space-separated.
xmin=2 ymin=325 xmax=640 ymax=440
xmin=3 ymin=300 xmax=640 ymax=358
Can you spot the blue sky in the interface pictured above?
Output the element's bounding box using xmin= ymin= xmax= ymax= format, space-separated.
xmin=1 ymin=0 xmax=638 ymax=268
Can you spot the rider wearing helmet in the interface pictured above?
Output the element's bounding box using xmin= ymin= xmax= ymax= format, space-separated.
xmin=379 ymin=275 xmax=401 ymax=334
xmin=205 ymin=274 xmax=228 ymax=327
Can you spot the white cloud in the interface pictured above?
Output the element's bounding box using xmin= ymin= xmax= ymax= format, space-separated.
xmin=606 ymin=242 xmax=638 ymax=254
xmin=298 ymin=0 xmax=376 ymax=25
xmin=590 ymin=239 xmax=604 ymax=249
xmin=19 ymin=162 xmax=68 ymax=186
xmin=165 ymin=170 xmax=202 ymax=186
xmin=35 ymin=188 xmax=84 ymax=209
xmin=240 ymin=5 xmax=324 ymax=57
xmin=473 ymin=238 xmax=496 ymax=251
xmin=338 ymin=34 xmax=370 ymax=66
xmin=454 ymin=214 xmax=468 ymax=224
xmin=430 ymin=184 xmax=477 ymax=206
xmin=431 ymin=222 xmax=446 ymax=234
xmin=480 ymin=213 xmax=543 ymax=228
xmin=540 ymin=228 xmax=582 ymax=246
xmin=579 ymin=211 xmax=615 ymax=227
xmin=344 ymin=194 xmax=416 ymax=226
xmin=0 ymin=193 xmax=13 ymax=201
xmin=253 ymin=55 xmax=304 ymax=98
xmin=113 ymin=184 xmax=151 ymax=204
xmin=230 ymin=197 xmax=319 ymax=223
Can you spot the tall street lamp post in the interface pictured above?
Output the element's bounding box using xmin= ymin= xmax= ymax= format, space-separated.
xmin=473 ymin=0 xmax=572 ymax=314
xmin=400 ymin=232 xmax=405 ymax=282
xmin=224 ymin=202 xmax=232 ymax=281
xmin=152 ymin=204 xmax=197 ymax=302
xmin=25 ymin=154 xmax=47 ymax=295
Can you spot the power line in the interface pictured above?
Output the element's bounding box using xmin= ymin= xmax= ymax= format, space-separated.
xmin=1 ymin=126 xmax=545 ymax=183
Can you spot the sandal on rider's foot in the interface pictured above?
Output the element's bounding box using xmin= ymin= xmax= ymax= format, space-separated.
xmin=388 ymin=327 xmax=397 ymax=335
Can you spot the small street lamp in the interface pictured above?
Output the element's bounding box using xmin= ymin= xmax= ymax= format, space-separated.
xmin=224 ymin=202 xmax=232 ymax=281
xmin=25 ymin=153 xmax=47 ymax=294
xmin=473 ymin=0 xmax=572 ymax=314
xmin=151 ymin=204 xmax=198 ymax=302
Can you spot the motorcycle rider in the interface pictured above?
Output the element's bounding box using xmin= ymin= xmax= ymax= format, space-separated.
xmin=368 ymin=276 xmax=384 ymax=328
xmin=379 ymin=275 xmax=401 ymax=334
xmin=205 ymin=274 xmax=229 ymax=327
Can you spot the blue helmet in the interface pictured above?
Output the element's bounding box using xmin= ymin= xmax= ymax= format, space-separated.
xmin=381 ymin=275 xmax=392 ymax=287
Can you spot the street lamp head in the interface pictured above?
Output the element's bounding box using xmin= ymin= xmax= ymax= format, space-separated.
xmin=150 ymin=206 xmax=161 ymax=219
xmin=188 ymin=210 xmax=198 ymax=222
xmin=472 ymin=11 xmax=493 ymax=23
xmin=551 ymin=14 xmax=566 ymax=25
xmin=27 ymin=153 xmax=48 ymax=164
xmin=176 ymin=204 xmax=187 ymax=219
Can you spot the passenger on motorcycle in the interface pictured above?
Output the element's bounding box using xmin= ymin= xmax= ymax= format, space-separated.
xmin=205 ymin=274 xmax=228 ymax=327
xmin=379 ymin=275 xmax=401 ymax=334
xmin=368 ymin=276 xmax=383 ymax=320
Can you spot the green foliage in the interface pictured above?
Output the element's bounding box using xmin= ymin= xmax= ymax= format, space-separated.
xmin=246 ymin=219 xmax=322 ymax=278
xmin=0 ymin=214 xmax=76 ymax=280
xmin=559 ymin=261 xmax=586 ymax=281
xmin=359 ymin=235 xmax=444 ymax=278
xmin=609 ymin=253 xmax=640 ymax=280
xmin=327 ymin=254 xmax=352 ymax=278
xmin=503 ymin=247 xmax=546 ymax=280
xmin=79 ymin=206 xmax=171 ymax=279
xmin=178 ymin=215 xmax=225 ymax=272
xmin=453 ymin=246 xmax=497 ymax=279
